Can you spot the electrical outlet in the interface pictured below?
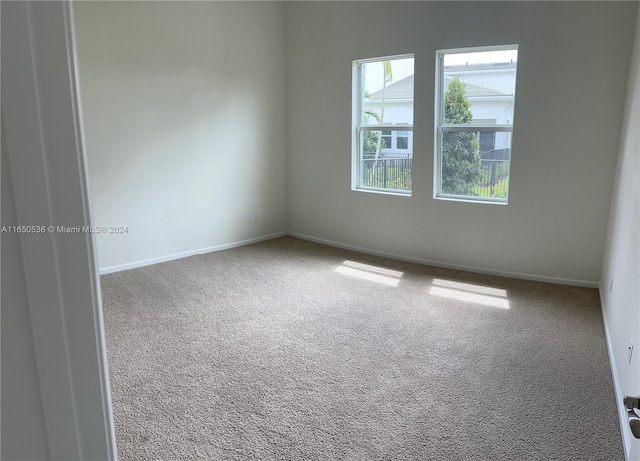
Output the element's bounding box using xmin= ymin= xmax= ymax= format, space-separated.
xmin=628 ymin=340 xmax=634 ymax=365
xmin=610 ymin=278 xmax=614 ymax=293
xmin=247 ymin=214 xmax=254 ymax=224
xmin=459 ymin=234 xmax=467 ymax=245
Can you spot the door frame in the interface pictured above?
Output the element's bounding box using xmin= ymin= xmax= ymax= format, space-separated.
xmin=2 ymin=1 xmax=117 ymax=459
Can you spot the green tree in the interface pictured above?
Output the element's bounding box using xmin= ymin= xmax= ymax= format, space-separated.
xmin=362 ymin=108 xmax=387 ymax=164
xmin=362 ymin=130 xmax=386 ymax=156
xmin=361 ymin=129 xmax=388 ymax=188
xmin=362 ymin=106 xmax=385 ymax=156
xmin=441 ymin=78 xmax=482 ymax=195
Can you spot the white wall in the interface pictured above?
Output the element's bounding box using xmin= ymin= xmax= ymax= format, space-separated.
xmin=600 ymin=7 xmax=640 ymax=459
xmin=74 ymin=1 xmax=287 ymax=271
xmin=286 ymin=1 xmax=637 ymax=285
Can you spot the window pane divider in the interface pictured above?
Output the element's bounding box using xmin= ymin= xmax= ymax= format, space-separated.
xmin=441 ymin=125 xmax=512 ymax=133
xmin=359 ymin=124 xmax=413 ymax=132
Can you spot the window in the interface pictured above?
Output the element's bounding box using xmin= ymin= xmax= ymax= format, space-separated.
xmin=435 ymin=46 xmax=518 ymax=203
xmin=479 ymin=132 xmax=496 ymax=153
xmin=381 ymin=130 xmax=392 ymax=151
xmin=381 ymin=130 xmax=410 ymax=153
xmin=353 ymin=55 xmax=414 ymax=194
xmin=396 ymin=131 xmax=409 ymax=150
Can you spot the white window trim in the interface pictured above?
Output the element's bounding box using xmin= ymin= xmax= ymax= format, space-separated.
xmin=352 ymin=54 xmax=414 ymax=196
xmin=433 ymin=44 xmax=518 ymax=204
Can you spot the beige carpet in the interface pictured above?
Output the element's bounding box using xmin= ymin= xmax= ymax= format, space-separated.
xmin=101 ymin=236 xmax=623 ymax=460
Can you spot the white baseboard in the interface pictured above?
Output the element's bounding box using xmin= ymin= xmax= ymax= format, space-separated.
xmin=100 ymin=230 xmax=600 ymax=288
xmin=599 ymin=289 xmax=632 ymax=460
xmin=287 ymin=232 xmax=599 ymax=288
xmin=99 ymin=232 xmax=288 ymax=275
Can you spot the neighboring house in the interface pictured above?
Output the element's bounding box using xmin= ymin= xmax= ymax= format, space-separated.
xmin=364 ymin=62 xmax=516 ymax=160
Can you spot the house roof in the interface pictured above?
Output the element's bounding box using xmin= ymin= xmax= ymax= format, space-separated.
xmin=369 ymin=75 xmax=415 ymax=100
xmin=369 ymin=74 xmax=512 ymax=100
xmin=443 ymin=77 xmax=513 ymax=97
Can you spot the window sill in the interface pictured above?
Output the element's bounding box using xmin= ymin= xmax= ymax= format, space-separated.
xmin=434 ymin=194 xmax=508 ymax=205
xmin=353 ymin=187 xmax=412 ymax=197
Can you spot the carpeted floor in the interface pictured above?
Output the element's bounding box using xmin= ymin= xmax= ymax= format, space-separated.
xmin=101 ymin=236 xmax=623 ymax=460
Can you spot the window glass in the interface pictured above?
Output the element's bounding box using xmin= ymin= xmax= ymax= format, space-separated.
xmin=353 ymin=55 xmax=414 ymax=194
xmin=436 ymin=46 xmax=518 ymax=202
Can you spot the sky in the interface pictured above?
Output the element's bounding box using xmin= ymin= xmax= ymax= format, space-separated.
xmin=364 ymin=49 xmax=518 ymax=93
xmin=364 ymin=58 xmax=414 ymax=93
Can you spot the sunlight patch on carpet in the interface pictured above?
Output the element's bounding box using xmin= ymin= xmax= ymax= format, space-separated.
xmin=429 ymin=279 xmax=509 ymax=309
xmin=432 ymin=279 xmax=507 ymax=298
xmin=335 ymin=260 xmax=404 ymax=287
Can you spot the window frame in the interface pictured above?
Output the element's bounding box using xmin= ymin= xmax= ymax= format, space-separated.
xmin=352 ymin=54 xmax=414 ymax=196
xmin=434 ymin=44 xmax=518 ymax=204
